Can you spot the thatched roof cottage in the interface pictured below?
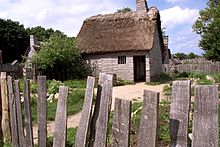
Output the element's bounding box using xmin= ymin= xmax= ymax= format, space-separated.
xmin=77 ymin=0 xmax=167 ymax=82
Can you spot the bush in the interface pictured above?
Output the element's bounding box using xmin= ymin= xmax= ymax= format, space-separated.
xmin=174 ymin=72 xmax=190 ymax=79
xmin=33 ymin=34 xmax=86 ymax=80
xmin=211 ymin=73 xmax=220 ymax=83
xmin=188 ymin=72 xmax=206 ymax=79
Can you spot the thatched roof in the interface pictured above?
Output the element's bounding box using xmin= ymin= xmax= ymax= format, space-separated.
xmin=77 ymin=7 xmax=161 ymax=54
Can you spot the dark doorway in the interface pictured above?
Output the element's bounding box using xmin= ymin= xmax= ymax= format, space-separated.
xmin=133 ymin=56 xmax=146 ymax=82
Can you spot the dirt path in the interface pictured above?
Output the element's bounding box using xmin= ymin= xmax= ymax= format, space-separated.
xmin=111 ymin=82 xmax=166 ymax=109
xmin=33 ymin=82 xmax=166 ymax=143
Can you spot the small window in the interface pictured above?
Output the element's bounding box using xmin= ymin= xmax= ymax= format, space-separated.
xmin=118 ymin=56 xmax=126 ymax=64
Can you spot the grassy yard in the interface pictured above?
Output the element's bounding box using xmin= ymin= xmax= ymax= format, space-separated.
xmin=20 ymin=79 xmax=86 ymax=123
xmin=146 ymin=72 xmax=220 ymax=86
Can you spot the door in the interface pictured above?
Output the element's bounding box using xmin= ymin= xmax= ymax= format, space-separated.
xmin=133 ymin=56 xmax=146 ymax=82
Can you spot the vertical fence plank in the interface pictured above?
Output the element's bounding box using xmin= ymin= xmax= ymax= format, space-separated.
xmin=7 ymin=76 xmax=19 ymax=147
xmin=89 ymin=73 xmax=105 ymax=146
xmin=75 ymin=76 xmax=95 ymax=147
xmin=53 ymin=86 xmax=68 ymax=147
xmin=0 ymin=74 xmax=2 ymax=144
xmin=112 ymin=98 xmax=131 ymax=147
xmin=89 ymin=73 xmax=113 ymax=147
xmin=23 ymin=79 xmax=34 ymax=147
xmin=169 ymin=80 xmax=191 ymax=147
xmin=93 ymin=74 xmax=113 ymax=147
xmin=0 ymin=72 xmax=11 ymax=144
xmin=192 ymin=85 xmax=218 ymax=147
xmin=14 ymin=80 xmax=25 ymax=147
xmin=37 ymin=76 xmax=47 ymax=147
xmin=138 ymin=90 xmax=159 ymax=147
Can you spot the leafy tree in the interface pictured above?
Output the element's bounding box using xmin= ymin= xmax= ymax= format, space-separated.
xmin=117 ymin=7 xmax=132 ymax=13
xmin=174 ymin=53 xmax=188 ymax=60
xmin=174 ymin=52 xmax=199 ymax=60
xmin=187 ymin=52 xmax=198 ymax=59
xmin=0 ymin=18 xmax=28 ymax=63
xmin=33 ymin=34 xmax=85 ymax=80
xmin=26 ymin=26 xmax=66 ymax=42
xmin=193 ymin=0 xmax=220 ymax=61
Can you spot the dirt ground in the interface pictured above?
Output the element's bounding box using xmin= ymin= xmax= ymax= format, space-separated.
xmin=33 ymin=82 xmax=167 ymax=143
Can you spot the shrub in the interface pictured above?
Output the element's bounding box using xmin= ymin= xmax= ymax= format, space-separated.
xmin=211 ymin=73 xmax=220 ymax=83
xmin=33 ymin=34 xmax=86 ymax=80
xmin=174 ymin=72 xmax=190 ymax=79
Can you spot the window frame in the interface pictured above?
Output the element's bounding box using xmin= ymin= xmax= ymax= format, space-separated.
xmin=118 ymin=56 xmax=126 ymax=64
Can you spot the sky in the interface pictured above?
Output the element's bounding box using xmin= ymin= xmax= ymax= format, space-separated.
xmin=0 ymin=0 xmax=208 ymax=55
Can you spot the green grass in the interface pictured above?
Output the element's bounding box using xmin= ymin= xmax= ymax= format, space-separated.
xmin=158 ymin=100 xmax=170 ymax=145
xmin=64 ymin=80 xmax=87 ymax=89
xmin=45 ymin=127 xmax=78 ymax=147
xmin=130 ymin=101 xmax=142 ymax=146
xmin=114 ymin=79 xmax=135 ymax=86
xmin=211 ymin=73 xmax=220 ymax=83
xmin=146 ymin=73 xmax=173 ymax=85
xmin=197 ymin=78 xmax=213 ymax=85
xmin=29 ymin=89 xmax=85 ymax=122
xmin=163 ymin=85 xmax=172 ymax=99
xmin=23 ymin=79 xmax=86 ymax=122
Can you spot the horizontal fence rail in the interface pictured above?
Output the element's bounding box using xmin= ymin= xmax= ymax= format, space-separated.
xmin=164 ymin=63 xmax=220 ymax=73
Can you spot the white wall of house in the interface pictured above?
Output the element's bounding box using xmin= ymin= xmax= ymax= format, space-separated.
xmin=84 ymin=51 xmax=149 ymax=81
xmin=148 ymin=29 xmax=163 ymax=81
xmin=163 ymin=49 xmax=170 ymax=64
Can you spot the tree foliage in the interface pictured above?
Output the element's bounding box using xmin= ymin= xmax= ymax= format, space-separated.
xmin=26 ymin=26 xmax=66 ymax=42
xmin=33 ymin=34 xmax=85 ymax=80
xmin=174 ymin=52 xmax=199 ymax=60
xmin=193 ymin=0 xmax=220 ymax=60
xmin=0 ymin=18 xmax=28 ymax=63
xmin=117 ymin=7 xmax=132 ymax=13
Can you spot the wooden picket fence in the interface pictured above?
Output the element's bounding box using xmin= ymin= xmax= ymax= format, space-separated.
xmin=0 ymin=63 xmax=23 ymax=79
xmin=164 ymin=63 xmax=220 ymax=74
xmin=180 ymin=58 xmax=217 ymax=64
xmin=0 ymin=72 xmax=219 ymax=147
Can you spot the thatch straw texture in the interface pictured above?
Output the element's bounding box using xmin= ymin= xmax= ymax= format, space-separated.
xmin=77 ymin=8 xmax=160 ymax=54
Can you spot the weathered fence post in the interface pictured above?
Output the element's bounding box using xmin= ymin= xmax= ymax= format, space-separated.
xmin=192 ymin=85 xmax=218 ymax=147
xmin=37 ymin=76 xmax=47 ymax=147
xmin=14 ymin=80 xmax=25 ymax=147
xmin=53 ymin=86 xmax=68 ymax=147
xmin=138 ymin=90 xmax=159 ymax=147
xmin=112 ymin=98 xmax=131 ymax=147
xmin=7 ymin=76 xmax=19 ymax=147
xmin=75 ymin=76 xmax=95 ymax=147
xmin=0 ymin=72 xmax=11 ymax=144
xmin=89 ymin=73 xmax=113 ymax=147
xmin=169 ymin=80 xmax=191 ymax=147
xmin=23 ymin=79 xmax=34 ymax=147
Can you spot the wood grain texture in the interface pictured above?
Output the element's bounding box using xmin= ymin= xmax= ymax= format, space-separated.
xmin=192 ymin=85 xmax=218 ymax=147
xmin=93 ymin=74 xmax=113 ymax=147
xmin=75 ymin=76 xmax=95 ymax=147
xmin=89 ymin=73 xmax=113 ymax=147
xmin=53 ymin=86 xmax=68 ymax=147
xmin=23 ymin=79 xmax=34 ymax=147
xmin=112 ymin=98 xmax=131 ymax=147
xmin=7 ymin=76 xmax=19 ymax=147
xmin=14 ymin=80 xmax=25 ymax=147
xmin=37 ymin=76 xmax=47 ymax=147
xmin=138 ymin=90 xmax=159 ymax=147
xmin=0 ymin=72 xmax=11 ymax=144
xmin=169 ymin=80 xmax=191 ymax=147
